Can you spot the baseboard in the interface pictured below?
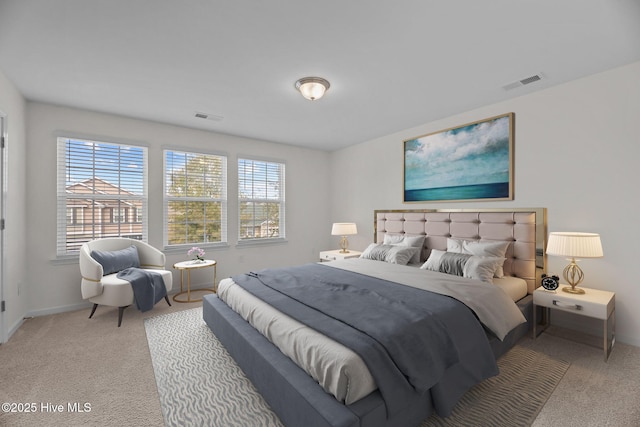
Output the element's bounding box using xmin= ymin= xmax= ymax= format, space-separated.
xmin=25 ymin=301 xmax=92 ymax=318
xmin=24 ymin=288 xmax=181 ymax=319
xmin=616 ymin=333 xmax=640 ymax=348
xmin=6 ymin=316 xmax=26 ymax=342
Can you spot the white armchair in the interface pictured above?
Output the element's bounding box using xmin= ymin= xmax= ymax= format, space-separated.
xmin=80 ymin=238 xmax=173 ymax=326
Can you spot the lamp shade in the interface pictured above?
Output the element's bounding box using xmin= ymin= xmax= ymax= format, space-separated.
xmin=331 ymin=222 xmax=357 ymax=236
xmin=546 ymin=232 xmax=603 ymax=258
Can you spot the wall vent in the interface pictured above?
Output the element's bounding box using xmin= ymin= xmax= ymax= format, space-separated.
xmin=503 ymin=73 xmax=544 ymax=91
xmin=194 ymin=112 xmax=224 ymax=122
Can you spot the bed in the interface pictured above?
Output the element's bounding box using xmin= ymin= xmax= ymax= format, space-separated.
xmin=203 ymin=208 xmax=547 ymax=427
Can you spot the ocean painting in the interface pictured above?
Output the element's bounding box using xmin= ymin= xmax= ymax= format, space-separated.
xmin=403 ymin=113 xmax=513 ymax=202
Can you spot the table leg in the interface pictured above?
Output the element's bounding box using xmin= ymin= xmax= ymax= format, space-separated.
xmin=187 ymin=269 xmax=191 ymax=301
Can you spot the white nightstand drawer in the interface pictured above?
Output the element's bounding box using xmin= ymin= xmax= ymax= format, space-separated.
xmin=533 ymin=287 xmax=614 ymax=320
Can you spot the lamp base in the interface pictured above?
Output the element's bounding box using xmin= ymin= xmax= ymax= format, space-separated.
xmin=562 ymin=286 xmax=586 ymax=294
xmin=339 ymin=236 xmax=350 ymax=253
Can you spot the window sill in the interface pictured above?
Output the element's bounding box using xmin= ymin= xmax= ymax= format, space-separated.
xmin=163 ymin=243 xmax=230 ymax=254
xmin=236 ymin=238 xmax=288 ymax=248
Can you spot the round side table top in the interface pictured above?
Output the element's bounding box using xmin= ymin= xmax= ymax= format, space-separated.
xmin=173 ymin=259 xmax=217 ymax=270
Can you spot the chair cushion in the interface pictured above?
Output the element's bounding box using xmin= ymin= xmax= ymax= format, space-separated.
xmin=91 ymin=245 xmax=140 ymax=275
xmin=92 ymin=269 xmax=173 ymax=307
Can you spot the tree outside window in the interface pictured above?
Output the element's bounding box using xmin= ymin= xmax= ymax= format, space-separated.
xmin=165 ymin=151 xmax=227 ymax=246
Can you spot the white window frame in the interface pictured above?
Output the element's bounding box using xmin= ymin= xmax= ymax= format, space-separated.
xmin=163 ymin=149 xmax=228 ymax=249
xmin=237 ymin=157 xmax=286 ymax=245
xmin=56 ymin=136 xmax=148 ymax=256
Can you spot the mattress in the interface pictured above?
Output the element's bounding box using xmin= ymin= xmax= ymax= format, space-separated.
xmin=492 ymin=276 xmax=528 ymax=302
xmin=217 ymin=258 xmax=526 ymax=405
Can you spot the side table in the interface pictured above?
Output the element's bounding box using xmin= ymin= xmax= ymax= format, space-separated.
xmin=533 ymin=286 xmax=615 ymax=361
xmin=172 ymin=259 xmax=217 ymax=303
xmin=319 ymin=249 xmax=362 ymax=262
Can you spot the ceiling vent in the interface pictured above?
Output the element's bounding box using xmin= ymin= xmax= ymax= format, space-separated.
xmin=194 ymin=112 xmax=224 ymax=122
xmin=503 ymin=73 xmax=544 ymax=91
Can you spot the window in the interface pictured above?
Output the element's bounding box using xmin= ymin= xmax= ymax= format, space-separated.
xmin=238 ymin=158 xmax=285 ymax=242
xmin=57 ymin=137 xmax=147 ymax=255
xmin=164 ymin=150 xmax=227 ymax=246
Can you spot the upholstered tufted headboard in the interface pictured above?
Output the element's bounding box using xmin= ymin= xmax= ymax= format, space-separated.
xmin=374 ymin=208 xmax=547 ymax=294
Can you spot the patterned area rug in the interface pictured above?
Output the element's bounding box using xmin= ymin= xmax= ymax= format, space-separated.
xmin=146 ymin=308 xmax=569 ymax=427
xmin=145 ymin=308 xmax=283 ymax=427
xmin=421 ymin=345 xmax=569 ymax=427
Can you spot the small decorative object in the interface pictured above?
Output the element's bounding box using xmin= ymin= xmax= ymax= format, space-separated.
xmin=546 ymin=232 xmax=603 ymax=294
xmin=187 ymin=246 xmax=206 ymax=263
xmin=541 ymin=274 xmax=559 ymax=291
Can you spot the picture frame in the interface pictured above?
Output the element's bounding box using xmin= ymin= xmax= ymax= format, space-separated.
xmin=403 ymin=112 xmax=514 ymax=203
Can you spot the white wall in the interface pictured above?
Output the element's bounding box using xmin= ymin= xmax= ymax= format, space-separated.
xmin=24 ymin=103 xmax=332 ymax=317
xmin=330 ymin=61 xmax=640 ymax=347
xmin=0 ymin=69 xmax=28 ymax=341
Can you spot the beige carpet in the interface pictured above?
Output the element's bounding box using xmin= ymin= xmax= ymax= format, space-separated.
xmin=2 ymin=303 xmax=639 ymax=427
xmin=146 ymin=307 xmax=569 ymax=427
xmin=0 ymin=300 xmax=199 ymax=427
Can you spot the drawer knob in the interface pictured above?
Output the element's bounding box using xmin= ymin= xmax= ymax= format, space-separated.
xmin=553 ymin=300 xmax=583 ymax=311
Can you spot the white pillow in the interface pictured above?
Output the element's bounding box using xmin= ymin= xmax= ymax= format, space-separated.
xmin=420 ymin=249 xmax=504 ymax=283
xmin=463 ymin=256 xmax=506 ymax=283
xmin=420 ymin=249 xmax=446 ymax=271
xmin=446 ymin=238 xmax=466 ymax=253
xmin=383 ymin=234 xmax=404 ymax=245
xmin=384 ymin=234 xmax=425 ymax=264
xmin=446 ymin=238 xmax=509 ymax=278
xmin=360 ymin=243 xmax=419 ymax=265
xmin=462 ymin=240 xmax=510 ymax=278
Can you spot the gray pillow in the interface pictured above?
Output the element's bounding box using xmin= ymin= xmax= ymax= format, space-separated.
xmin=420 ymin=249 xmax=505 ymax=283
xmin=360 ymin=243 xmax=419 ymax=265
xmin=91 ymin=245 xmax=140 ymax=275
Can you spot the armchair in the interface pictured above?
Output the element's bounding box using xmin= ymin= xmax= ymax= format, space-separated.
xmin=79 ymin=238 xmax=173 ymax=326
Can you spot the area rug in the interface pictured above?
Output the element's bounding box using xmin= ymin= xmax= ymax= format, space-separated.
xmin=421 ymin=345 xmax=569 ymax=427
xmin=146 ymin=308 xmax=569 ymax=427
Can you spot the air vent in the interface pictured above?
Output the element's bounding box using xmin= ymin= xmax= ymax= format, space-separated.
xmin=503 ymin=73 xmax=544 ymax=91
xmin=194 ymin=112 xmax=224 ymax=122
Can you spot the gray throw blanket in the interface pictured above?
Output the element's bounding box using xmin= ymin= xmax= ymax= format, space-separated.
xmin=232 ymin=263 xmax=497 ymax=418
xmin=117 ymin=268 xmax=166 ymax=312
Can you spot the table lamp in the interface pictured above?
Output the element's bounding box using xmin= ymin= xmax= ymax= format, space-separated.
xmin=331 ymin=223 xmax=357 ymax=253
xmin=546 ymin=232 xmax=603 ymax=294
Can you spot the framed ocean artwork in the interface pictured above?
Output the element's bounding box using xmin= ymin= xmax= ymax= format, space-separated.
xmin=403 ymin=113 xmax=514 ymax=203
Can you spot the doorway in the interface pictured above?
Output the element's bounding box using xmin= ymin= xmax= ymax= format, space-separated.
xmin=0 ymin=112 xmax=6 ymax=343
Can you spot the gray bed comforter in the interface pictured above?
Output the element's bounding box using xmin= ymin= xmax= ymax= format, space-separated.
xmin=232 ymin=263 xmax=499 ymax=418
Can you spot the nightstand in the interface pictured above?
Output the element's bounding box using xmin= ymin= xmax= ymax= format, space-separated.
xmin=533 ymin=286 xmax=615 ymax=361
xmin=319 ymin=249 xmax=362 ymax=262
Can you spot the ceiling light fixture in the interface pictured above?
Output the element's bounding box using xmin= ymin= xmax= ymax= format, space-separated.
xmin=295 ymin=77 xmax=330 ymax=101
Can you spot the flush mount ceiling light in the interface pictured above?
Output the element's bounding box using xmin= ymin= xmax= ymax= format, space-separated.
xmin=295 ymin=77 xmax=330 ymax=101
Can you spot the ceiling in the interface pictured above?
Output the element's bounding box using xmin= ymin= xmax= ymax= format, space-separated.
xmin=1 ymin=1 xmax=639 ymax=152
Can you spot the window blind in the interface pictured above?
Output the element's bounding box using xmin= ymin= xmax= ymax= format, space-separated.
xmin=164 ymin=150 xmax=227 ymax=247
xmin=56 ymin=137 xmax=148 ymax=255
xmin=238 ymin=158 xmax=285 ymax=241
